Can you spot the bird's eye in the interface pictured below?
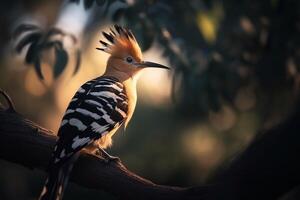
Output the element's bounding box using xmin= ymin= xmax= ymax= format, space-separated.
xmin=126 ymin=56 xmax=133 ymax=63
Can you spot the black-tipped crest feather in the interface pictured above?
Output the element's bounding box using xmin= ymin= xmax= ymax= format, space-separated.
xmin=127 ymin=29 xmax=135 ymax=40
xmin=110 ymin=28 xmax=116 ymax=36
xmin=97 ymin=24 xmax=140 ymax=55
xmin=96 ymin=47 xmax=105 ymax=51
xmin=100 ymin=40 xmax=108 ymax=46
xmin=102 ymin=32 xmax=114 ymax=43
xmin=114 ymin=24 xmax=121 ymax=34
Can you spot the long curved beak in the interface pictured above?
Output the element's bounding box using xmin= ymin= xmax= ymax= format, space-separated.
xmin=136 ymin=61 xmax=170 ymax=69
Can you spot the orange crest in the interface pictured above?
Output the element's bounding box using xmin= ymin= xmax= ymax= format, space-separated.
xmin=97 ymin=25 xmax=143 ymax=62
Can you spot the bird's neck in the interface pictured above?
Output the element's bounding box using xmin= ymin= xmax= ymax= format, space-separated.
xmin=103 ymin=66 xmax=139 ymax=128
xmin=103 ymin=67 xmax=130 ymax=81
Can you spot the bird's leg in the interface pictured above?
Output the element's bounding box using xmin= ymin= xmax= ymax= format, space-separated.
xmin=96 ymin=147 xmax=120 ymax=163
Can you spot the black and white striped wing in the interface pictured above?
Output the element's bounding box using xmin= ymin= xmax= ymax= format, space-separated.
xmin=51 ymin=77 xmax=128 ymax=165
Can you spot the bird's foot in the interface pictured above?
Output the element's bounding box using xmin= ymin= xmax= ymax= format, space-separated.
xmin=96 ymin=148 xmax=120 ymax=163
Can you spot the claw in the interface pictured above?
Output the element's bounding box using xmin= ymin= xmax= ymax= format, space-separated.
xmin=97 ymin=148 xmax=120 ymax=163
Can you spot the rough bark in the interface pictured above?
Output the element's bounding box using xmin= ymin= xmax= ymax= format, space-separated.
xmin=0 ymin=91 xmax=201 ymax=200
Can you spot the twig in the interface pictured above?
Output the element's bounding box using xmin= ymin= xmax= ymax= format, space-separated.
xmin=0 ymin=90 xmax=16 ymax=113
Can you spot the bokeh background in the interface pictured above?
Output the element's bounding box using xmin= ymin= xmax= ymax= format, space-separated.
xmin=0 ymin=0 xmax=299 ymax=199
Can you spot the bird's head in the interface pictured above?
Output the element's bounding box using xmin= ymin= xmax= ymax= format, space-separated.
xmin=97 ymin=25 xmax=169 ymax=78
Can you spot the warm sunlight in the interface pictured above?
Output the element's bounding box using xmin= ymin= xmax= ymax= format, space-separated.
xmin=138 ymin=43 xmax=172 ymax=106
xmin=1 ymin=1 xmax=298 ymax=199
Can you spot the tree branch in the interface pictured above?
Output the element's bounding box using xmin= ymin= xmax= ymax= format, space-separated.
xmin=1 ymin=92 xmax=300 ymax=200
xmin=0 ymin=104 xmax=201 ymax=200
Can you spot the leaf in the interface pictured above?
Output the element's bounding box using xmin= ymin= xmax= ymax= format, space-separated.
xmin=84 ymin=0 xmax=94 ymax=10
xmin=196 ymin=12 xmax=217 ymax=44
xmin=53 ymin=44 xmax=68 ymax=78
xmin=15 ymin=32 xmax=42 ymax=53
xmin=96 ymin=0 xmax=106 ymax=6
xmin=33 ymin=56 xmax=44 ymax=80
xmin=13 ymin=24 xmax=40 ymax=39
xmin=45 ymin=28 xmax=64 ymax=40
xmin=42 ymin=40 xmax=63 ymax=49
xmin=73 ymin=49 xmax=81 ymax=75
xmin=25 ymin=42 xmax=39 ymax=64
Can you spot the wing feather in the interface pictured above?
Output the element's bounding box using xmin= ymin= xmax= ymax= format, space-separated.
xmin=51 ymin=77 xmax=128 ymax=166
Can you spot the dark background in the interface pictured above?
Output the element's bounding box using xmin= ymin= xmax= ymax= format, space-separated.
xmin=0 ymin=0 xmax=299 ymax=199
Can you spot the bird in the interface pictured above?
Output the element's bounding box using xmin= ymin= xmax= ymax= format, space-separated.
xmin=38 ymin=24 xmax=169 ymax=200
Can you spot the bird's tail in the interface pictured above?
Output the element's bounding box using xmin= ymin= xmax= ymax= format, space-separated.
xmin=39 ymin=154 xmax=79 ymax=200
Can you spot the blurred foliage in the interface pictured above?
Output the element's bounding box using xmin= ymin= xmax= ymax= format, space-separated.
xmin=14 ymin=25 xmax=79 ymax=79
xmin=12 ymin=0 xmax=300 ymax=119
xmin=70 ymin=0 xmax=126 ymax=10
xmin=0 ymin=0 xmax=300 ymax=199
xmin=14 ymin=24 xmax=81 ymax=79
xmin=113 ymin=0 xmax=300 ymax=119
xmin=12 ymin=0 xmax=122 ymax=79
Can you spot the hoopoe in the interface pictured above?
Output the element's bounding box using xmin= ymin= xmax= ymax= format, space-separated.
xmin=39 ymin=24 xmax=169 ymax=200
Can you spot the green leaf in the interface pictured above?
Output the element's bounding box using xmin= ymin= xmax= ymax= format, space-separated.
xmin=42 ymin=41 xmax=59 ymax=49
xmin=13 ymin=24 xmax=40 ymax=39
xmin=15 ymin=32 xmax=42 ymax=53
xmin=33 ymin=57 xmax=44 ymax=80
xmin=53 ymin=44 xmax=68 ymax=78
xmin=45 ymin=28 xmax=64 ymax=40
xmin=25 ymin=42 xmax=39 ymax=64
